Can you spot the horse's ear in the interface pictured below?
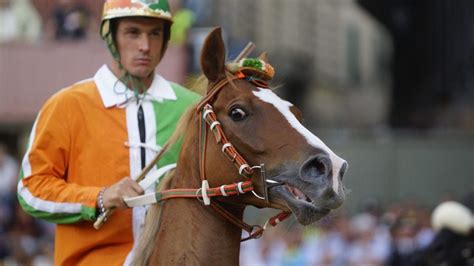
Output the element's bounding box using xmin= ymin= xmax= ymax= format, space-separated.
xmin=201 ymin=27 xmax=226 ymax=83
xmin=258 ymin=52 xmax=269 ymax=63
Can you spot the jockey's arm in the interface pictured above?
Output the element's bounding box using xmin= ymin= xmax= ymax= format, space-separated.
xmin=17 ymin=92 xmax=142 ymax=224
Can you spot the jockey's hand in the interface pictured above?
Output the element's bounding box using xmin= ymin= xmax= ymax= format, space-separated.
xmin=101 ymin=177 xmax=144 ymax=209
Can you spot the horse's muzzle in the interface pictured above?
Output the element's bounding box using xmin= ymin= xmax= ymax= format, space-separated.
xmin=299 ymin=154 xmax=347 ymax=209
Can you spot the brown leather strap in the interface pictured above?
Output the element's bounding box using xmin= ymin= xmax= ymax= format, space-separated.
xmin=157 ymin=181 xmax=254 ymax=201
xmin=195 ymin=75 xmax=241 ymax=112
xmin=202 ymin=104 xmax=253 ymax=177
xmin=210 ymin=202 xmax=254 ymax=233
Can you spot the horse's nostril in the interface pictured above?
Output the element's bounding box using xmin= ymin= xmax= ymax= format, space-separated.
xmin=313 ymin=160 xmax=326 ymax=175
xmin=339 ymin=162 xmax=348 ymax=181
xmin=300 ymin=155 xmax=331 ymax=180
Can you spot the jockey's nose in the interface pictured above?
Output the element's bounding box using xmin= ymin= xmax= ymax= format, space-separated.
xmin=138 ymin=34 xmax=150 ymax=53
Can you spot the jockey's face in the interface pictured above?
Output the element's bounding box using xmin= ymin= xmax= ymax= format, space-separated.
xmin=114 ymin=17 xmax=165 ymax=85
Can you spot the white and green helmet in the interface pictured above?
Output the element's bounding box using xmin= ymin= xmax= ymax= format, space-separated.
xmin=100 ymin=0 xmax=173 ymax=39
xmin=100 ymin=0 xmax=173 ymax=62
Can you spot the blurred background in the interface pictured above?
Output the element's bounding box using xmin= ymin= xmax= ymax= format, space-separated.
xmin=0 ymin=0 xmax=473 ymax=265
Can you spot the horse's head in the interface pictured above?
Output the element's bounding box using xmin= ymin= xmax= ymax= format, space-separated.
xmin=198 ymin=28 xmax=348 ymax=225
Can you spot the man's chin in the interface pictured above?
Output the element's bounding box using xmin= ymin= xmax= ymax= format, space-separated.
xmin=128 ymin=69 xmax=155 ymax=82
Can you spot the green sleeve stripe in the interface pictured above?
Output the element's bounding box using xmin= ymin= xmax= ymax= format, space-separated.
xmin=18 ymin=170 xmax=97 ymax=224
xmin=18 ymin=195 xmax=97 ymax=224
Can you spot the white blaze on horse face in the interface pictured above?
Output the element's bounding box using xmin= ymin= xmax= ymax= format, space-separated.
xmin=253 ymin=88 xmax=346 ymax=194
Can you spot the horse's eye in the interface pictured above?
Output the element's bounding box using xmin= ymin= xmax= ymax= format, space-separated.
xmin=229 ymin=107 xmax=248 ymax=121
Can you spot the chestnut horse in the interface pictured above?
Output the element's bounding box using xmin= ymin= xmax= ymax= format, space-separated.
xmin=131 ymin=27 xmax=348 ymax=265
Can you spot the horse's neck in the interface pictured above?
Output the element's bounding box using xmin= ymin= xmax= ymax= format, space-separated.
xmin=150 ymin=197 xmax=243 ymax=265
xmin=148 ymin=133 xmax=244 ymax=265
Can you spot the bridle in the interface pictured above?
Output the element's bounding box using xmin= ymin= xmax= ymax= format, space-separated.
xmin=193 ymin=71 xmax=290 ymax=241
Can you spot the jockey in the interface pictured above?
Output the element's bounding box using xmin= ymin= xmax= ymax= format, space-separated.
xmin=17 ymin=0 xmax=199 ymax=265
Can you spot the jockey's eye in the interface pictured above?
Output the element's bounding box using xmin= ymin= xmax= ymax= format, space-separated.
xmin=229 ymin=107 xmax=248 ymax=121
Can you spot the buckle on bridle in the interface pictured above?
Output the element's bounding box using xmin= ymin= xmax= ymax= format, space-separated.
xmin=250 ymin=164 xmax=270 ymax=203
xmin=241 ymin=225 xmax=264 ymax=242
xmin=250 ymin=164 xmax=283 ymax=203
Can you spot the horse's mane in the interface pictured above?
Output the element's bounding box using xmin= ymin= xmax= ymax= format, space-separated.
xmin=131 ymin=170 xmax=173 ymax=266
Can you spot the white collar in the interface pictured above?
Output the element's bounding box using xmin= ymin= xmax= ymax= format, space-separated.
xmin=93 ymin=64 xmax=177 ymax=108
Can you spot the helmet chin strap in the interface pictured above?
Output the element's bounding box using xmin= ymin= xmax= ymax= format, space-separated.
xmin=104 ymin=30 xmax=147 ymax=99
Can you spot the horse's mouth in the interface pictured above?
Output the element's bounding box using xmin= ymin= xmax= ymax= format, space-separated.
xmin=268 ymin=183 xmax=331 ymax=225
xmin=286 ymin=184 xmax=313 ymax=203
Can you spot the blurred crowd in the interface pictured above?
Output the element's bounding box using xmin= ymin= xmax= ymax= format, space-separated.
xmin=0 ymin=143 xmax=55 ymax=265
xmin=0 ymin=0 xmax=197 ymax=44
xmin=0 ymin=0 xmax=91 ymax=43
xmin=241 ymin=199 xmax=454 ymax=266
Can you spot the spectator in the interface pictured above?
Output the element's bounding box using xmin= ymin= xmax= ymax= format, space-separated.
xmin=347 ymin=213 xmax=390 ymax=266
xmin=414 ymin=194 xmax=474 ymax=266
xmin=0 ymin=143 xmax=18 ymax=201
xmin=47 ymin=0 xmax=90 ymax=41
xmin=386 ymin=213 xmax=420 ymax=266
xmin=279 ymin=227 xmax=305 ymax=266
xmin=2 ymin=202 xmax=47 ymax=265
xmin=0 ymin=143 xmax=19 ymax=262
xmin=0 ymin=0 xmax=42 ymax=43
xmin=181 ymin=0 xmax=211 ymax=27
xmin=169 ymin=0 xmax=195 ymax=46
xmin=302 ymin=216 xmax=353 ymax=266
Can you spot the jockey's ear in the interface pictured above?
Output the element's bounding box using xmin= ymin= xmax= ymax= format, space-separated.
xmin=258 ymin=52 xmax=269 ymax=63
xmin=201 ymin=27 xmax=226 ymax=84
